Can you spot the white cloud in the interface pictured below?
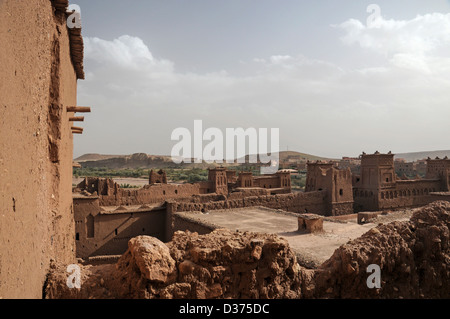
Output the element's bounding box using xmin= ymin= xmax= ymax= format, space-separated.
xmin=337 ymin=13 xmax=450 ymax=76
xmin=76 ymin=24 xmax=450 ymax=158
xmin=84 ymin=35 xmax=174 ymax=72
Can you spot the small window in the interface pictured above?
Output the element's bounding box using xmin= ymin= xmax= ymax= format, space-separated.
xmin=339 ymin=189 xmax=343 ymax=196
xmin=86 ymin=214 xmax=94 ymax=238
xmin=115 ymin=229 xmax=118 ymax=236
xmin=76 ymin=233 xmax=80 ymax=241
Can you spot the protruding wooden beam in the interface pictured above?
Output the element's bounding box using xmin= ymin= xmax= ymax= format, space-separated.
xmin=71 ymin=126 xmax=84 ymax=135
xmin=69 ymin=116 xmax=85 ymax=122
xmin=67 ymin=106 xmax=91 ymax=113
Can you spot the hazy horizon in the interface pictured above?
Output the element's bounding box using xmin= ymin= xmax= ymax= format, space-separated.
xmin=73 ymin=0 xmax=450 ymax=159
xmin=74 ymin=149 xmax=450 ymax=162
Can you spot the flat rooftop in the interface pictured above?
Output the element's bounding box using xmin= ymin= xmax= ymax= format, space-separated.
xmin=176 ymin=207 xmax=415 ymax=268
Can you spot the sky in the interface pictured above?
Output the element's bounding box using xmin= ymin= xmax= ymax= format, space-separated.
xmin=72 ymin=0 xmax=450 ymax=159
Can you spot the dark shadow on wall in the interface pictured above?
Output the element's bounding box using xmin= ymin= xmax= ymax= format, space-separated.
xmin=77 ymin=209 xmax=166 ymax=258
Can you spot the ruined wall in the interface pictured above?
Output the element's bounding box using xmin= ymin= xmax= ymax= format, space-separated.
xmin=226 ymin=170 xmax=237 ymax=184
xmin=174 ymin=193 xmax=227 ymax=204
xmin=354 ymin=179 xmax=442 ymax=212
xmin=329 ymin=169 xmax=353 ymax=216
xmin=74 ymin=197 xmax=101 ymax=258
xmin=172 ymin=213 xmax=218 ymax=235
xmin=78 ymin=177 xmax=203 ymax=206
xmin=236 ymin=171 xmax=291 ymax=191
xmin=74 ymin=190 xmax=328 ymax=258
xmin=45 ymin=230 xmax=303 ymax=299
xmin=79 ymin=175 xmax=292 ymax=208
xmin=358 ymin=153 xmax=396 ymax=190
xmin=311 ymin=201 xmax=450 ymax=299
xmin=378 ymin=180 xmax=441 ymax=210
xmin=0 ymin=0 xmax=80 ymax=298
xmin=149 ymin=169 xmax=167 ymax=185
xmin=331 ymin=202 xmax=354 ymax=216
xmin=354 ymin=153 xmax=448 ymax=212
xmin=353 ymin=189 xmax=378 ymax=211
xmin=172 ymin=191 xmax=327 ymax=216
xmin=305 ymin=163 xmax=353 ymax=216
xmin=168 ymin=192 xmax=327 ymax=245
xmin=104 ymin=184 xmax=202 ymax=206
xmin=237 ymin=172 xmax=254 ymax=188
xmin=208 ymin=168 xmax=228 ymax=195
xmin=228 ymin=188 xmax=271 ymax=199
xmin=426 ymin=158 xmax=450 ymax=192
xmin=74 ymin=197 xmax=166 ymax=258
xmin=253 ymin=176 xmax=281 ymax=189
xmin=45 ymin=201 xmax=450 ymax=300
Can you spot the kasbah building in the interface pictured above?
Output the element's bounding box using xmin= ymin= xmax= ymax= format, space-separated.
xmin=0 ymin=0 xmax=449 ymax=299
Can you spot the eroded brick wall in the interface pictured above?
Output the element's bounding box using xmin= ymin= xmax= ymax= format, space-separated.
xmin=172 ymin=191 xmax=327 ymax=215
xmin=0 ymin=0 xmax=79 ymax=298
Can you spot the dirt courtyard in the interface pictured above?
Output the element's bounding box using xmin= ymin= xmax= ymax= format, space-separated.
xmin=176 ymin=207 xmax=416 ymax=268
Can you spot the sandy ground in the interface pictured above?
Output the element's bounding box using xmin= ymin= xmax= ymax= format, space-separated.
xmin=177 ymin=207 xmax=416 ymax=268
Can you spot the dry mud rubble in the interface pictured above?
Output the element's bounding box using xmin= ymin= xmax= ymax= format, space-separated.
xmin=45 ymin=201 xmax=450 ymax=299
xmin=311 ymin=201 xmax=450 ymax=299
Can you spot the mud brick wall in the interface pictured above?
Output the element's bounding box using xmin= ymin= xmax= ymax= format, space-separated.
xmin=74 ymin=197 xmax=167 ymax=258
xmin=0 ymin=0 xmax=82 ymax=298
xmin=105 ymin=184 xmax=202 ymax=206
xmin=172 ymin=191 xmax=328 ymax=215
xmin=331 ymin=202 xmax=354 ymax=216
xmin=79 ymin=177 xmax=204 ymax=206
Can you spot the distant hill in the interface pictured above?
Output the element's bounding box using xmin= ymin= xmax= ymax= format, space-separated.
xmin=278 ymin=151 xmax=332 ymax=162
xmin=394 ymin=150 xmax=450 ymax=162
xmin=236 ymin=151 xmax=332 ymax=163
xmin=75 ymin=153 xmax=235 ymax=170
xmin=74 ymin=151 xmax=332 ymax=170
xmin=75 ymin=154 xmax=127 ymax=162
xmin=76 ymin=153 xmax=176 ymax=169
xmin=76 ymin=150 xmax=450 ymax=169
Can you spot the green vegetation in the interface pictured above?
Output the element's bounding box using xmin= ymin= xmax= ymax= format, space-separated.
xmin=73 ymin=167 xmax=147 ymax=179
xmin=73 ymin=166 xmax=305 ymax=188
xmin=165 ymin=168 xmax=208 ymax=183
xmin=74 ymin=167 xmax=210 ymax=183
xmin=291 ymin=173 xmax=306 ymax=190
